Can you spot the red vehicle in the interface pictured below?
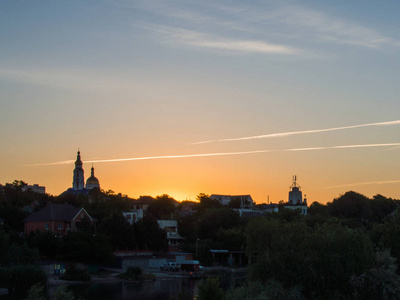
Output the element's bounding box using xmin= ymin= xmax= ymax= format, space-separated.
xmin=180 ymin=260 xmax=200 ymax=271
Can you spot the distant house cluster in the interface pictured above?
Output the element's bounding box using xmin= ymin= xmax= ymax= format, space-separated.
xmin=22 ymin=184 xmax=46 ymax=194
xmin=210 ymin=194 xmax=254 ymax=209
xmin=210 ymin=176 xmax=308 ymax=216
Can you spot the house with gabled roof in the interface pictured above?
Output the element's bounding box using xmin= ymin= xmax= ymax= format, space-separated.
xmin=24 ymin=203 xmax=95 ymax=235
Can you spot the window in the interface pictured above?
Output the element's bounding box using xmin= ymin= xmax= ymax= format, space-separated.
xmin=57 ymin=222 xmax=63 ymax=229
xmin=45 ymin=223 xmax=49 ymax=230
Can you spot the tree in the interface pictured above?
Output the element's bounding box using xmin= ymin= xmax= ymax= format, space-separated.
xmin=373 ymin=209 xmax=400 ymax=271
xmin=1 ymin=243 xmax=39 ymax=266
xmin=214 ymin=227 xmax=245 ymax=251
xmin=52 ymin=285 xmax=78 ymax=300
xmin=327 ymin=191 xmax=372 ymax=221
xmin=0 ymin=229 xmax=8 ymax=257
xmin=0 ymin=264 xmax=47 ymax=294
xmin=0 ymin=205 xmax=29 ymax=232
xmin=12 ymin=180 xmax=27 ymax=190
xmin=133 ymin=216 xmax=168 ymax=252
xmin=147 ymin=194 xmax=176 ymax=219
xmin=97 ymin=213 xmax=135 ymax=250
xmin=370 ymin=194 xmax=397 ymax=222
xmin=25 ymin=284 xmax=80 ymax=300
xmin=226 ymin=280 xmax=304 ymax=300
xmin=197 ymin=193 xmax=222 ymax=212
xmin=308 ymin=201 xmax=329 ymax=216
xmin=304 ymin=222 xmax=374 ymax=297
xmin=62 ymin=232 xmax=113 ymax=263
xmin=197 ymin=277 xmax=224 ymax=300
xmin=28 ymin=231 xmax=61 ymax=257
xmin=245 ymin=216 xmax=375 ymax=299
xmin=196 ymin=208 xmax=240 ymax=239
xmin=25 ymin=283 xmax=46 ymax=300
xmin=351 ymin=250 xmax=400 ymax=300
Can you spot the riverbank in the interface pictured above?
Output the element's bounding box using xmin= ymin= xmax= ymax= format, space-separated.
xmin=47 ymin=265 xmax=244 ymax=287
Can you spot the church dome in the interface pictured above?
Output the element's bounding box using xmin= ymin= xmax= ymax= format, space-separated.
xmin=86 ymin=176 xmax=99 ymax=185
xmin=86 ymin=165 xmax=100 ymax=190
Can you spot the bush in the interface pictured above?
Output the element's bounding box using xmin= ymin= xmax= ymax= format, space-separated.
xmin=25 ymin=283 xmax=46 ymax=300
xmin=226 ymin=280 xmax=304 ymax=300
xmin=52 ymin=285 xmax=77 ymax=300
xmin=61 ymin=264 xmax=91 ymax=281
xmin=117 ymin=266 xmax=143 ymax=280
xmin=25 ymin=284 xmax=80 ymax=300
xmin=197 ymin=277 xmax=224 ymax=300
xmin=0 ymin=264 xmax=47 ymax=291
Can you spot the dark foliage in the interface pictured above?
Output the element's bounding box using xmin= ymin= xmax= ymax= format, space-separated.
xmin=98 ymin=213 xmax=135 ymax=250
xmin=196 ymin=208 xmax=240 ymax=239
xmin=62 ymin=232 xmax=113 ymax=264
xmin=61 ymin=264 xmax=91 ymax=281
xmin=117 ymin=266 xmax=143 ymax=280
xmin=133 ymin=215 xmax=168 ymax=252
xmin=27 ymin=231 xmax=62 ymax=257
xmin=0 ymin=264 xmax=47 ymax=292
xmin=147 ymin=194 xmax=177 ymax=219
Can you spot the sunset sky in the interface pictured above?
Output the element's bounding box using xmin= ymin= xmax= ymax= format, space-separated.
xmin=1 ymin=0 xmax=400 ymax=204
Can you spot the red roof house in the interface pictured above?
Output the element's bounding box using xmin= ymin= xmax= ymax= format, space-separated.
xmin=24 ymin=203 xmax=95 ymax=235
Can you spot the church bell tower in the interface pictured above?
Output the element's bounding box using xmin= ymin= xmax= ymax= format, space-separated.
xmin=72 ymin=150 xmax=85 ymax=190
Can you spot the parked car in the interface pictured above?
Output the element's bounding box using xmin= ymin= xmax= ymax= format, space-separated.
xmin=160 ymin=262 xmax=181 ymax=271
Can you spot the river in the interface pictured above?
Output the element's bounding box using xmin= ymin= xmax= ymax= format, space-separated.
xmin=48 ymin=278 xmax=200 ymax=300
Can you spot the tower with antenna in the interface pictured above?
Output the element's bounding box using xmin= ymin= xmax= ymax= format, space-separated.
xmin=286 ymin=175 xmax=308 ymax=214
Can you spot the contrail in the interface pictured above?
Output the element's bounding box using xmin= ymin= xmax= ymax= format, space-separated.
xmin=28 ymin=142 xmax=400 ymax=166
xmin=325 ymin=180 xmax=400 ymax=189
xmin=190 ymin=120 xmax=400 ymax=144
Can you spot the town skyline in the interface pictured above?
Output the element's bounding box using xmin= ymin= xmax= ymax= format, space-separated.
xmin=1 ymin=1 xmax=400 ymax=204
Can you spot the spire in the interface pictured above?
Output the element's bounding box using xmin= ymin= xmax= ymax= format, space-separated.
xmin=75 ymin=150 xmax=83 ymax=166
xmin=73 ymin=150 xmax=85 ymax=190
xmin=86 ymin=163 xmax=100 ymax=190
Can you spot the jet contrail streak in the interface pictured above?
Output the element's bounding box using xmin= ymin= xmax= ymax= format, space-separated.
xmin=325 ymin=180 xmax=400 ymax=189
xmin=28 ymin=142 xmax=400 ymax=166
xmin=191 ymin=120 xmax=400 ymax=144
xmin=383 ymin=145 xmax=400 ymax=152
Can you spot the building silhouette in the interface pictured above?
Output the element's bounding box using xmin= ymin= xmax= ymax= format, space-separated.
xmin=284 ymin=175 xmax=308 ymax=215
xmin=61 ymin=150 xmax=100 ymax=195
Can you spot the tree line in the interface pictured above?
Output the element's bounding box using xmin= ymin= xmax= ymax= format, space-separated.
xmin=2 ymin=180 xmax=400 ymax=299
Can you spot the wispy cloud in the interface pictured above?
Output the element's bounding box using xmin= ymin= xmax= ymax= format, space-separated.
xmin=191 ymin=120 xmax=400 ymax=144
xmin=0 ymin=68 xmax=132 ymax=93
xmin=140 ymin=25 xmax=298 ymax=55
xmin=261 ymin=5 xmax=398 ymax=49
xmin=29 ymin=142 xmax=400 ymax=166
xmin=325 ymin=180 xmax=400 ymax=189
xmin=132 ymin=1 xmax=400 ymax=52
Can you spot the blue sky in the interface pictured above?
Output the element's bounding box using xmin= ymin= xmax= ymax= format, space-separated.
xmin=1 ymin=0 xmax=400 ymax=202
